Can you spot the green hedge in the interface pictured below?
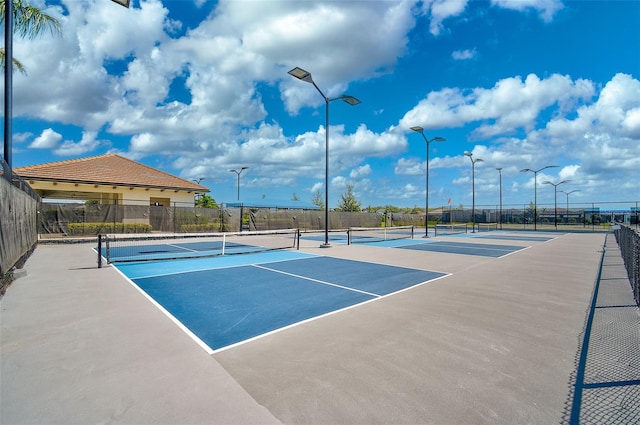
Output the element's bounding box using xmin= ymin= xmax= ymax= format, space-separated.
xmin=180 ymin=223 xmax=221 ymax=233
xmin=66 ymin=222 xmax=152 ymax=235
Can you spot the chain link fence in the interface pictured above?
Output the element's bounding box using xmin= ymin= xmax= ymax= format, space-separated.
xmin=614 ymin=224 xmax=640 ymax=307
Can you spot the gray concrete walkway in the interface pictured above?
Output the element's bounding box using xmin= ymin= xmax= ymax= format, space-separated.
xmin=1 ymin=243 xmax=280 ymax=425
xmin=1 ymin=232 xmax=638 ymax=424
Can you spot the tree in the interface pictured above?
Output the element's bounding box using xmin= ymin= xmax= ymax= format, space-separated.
xmin=336 ymin=184 xmax=361 ymax=212
xmin=0 ymin=0 xmax=62 ymax=74
xmin=195 ymin=194 xmax=218 ymax=209
xmin=311 ymin=190 xmax=324 ymax=210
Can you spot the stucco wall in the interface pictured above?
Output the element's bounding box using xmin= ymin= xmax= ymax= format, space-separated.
xmin=26 ymin=181 xmax=198 ymax=206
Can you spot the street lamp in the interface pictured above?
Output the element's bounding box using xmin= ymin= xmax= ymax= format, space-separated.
xmin=543 ymin=179 xmax=570 ymax=229
xmin=520 ymin=165 xmax=558 ymax=230
xmin=496 ymin=167 xmax=503 ymax=230
xmin=229 ymin=167 xmax=248 ymax=201
xmin=464 ymin=152 xmax=483 ymax=232
xmin=192 ymin=178 xmax=205 ymax=203
xmin=410 ymin=126 xmax=445 ymax=237
xmin=559 ymin=189 xmax=580 ymax=225
xmin=288 ymin=66 xmax=361 ymax=248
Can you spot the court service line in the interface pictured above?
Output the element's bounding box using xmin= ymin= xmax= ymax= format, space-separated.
xmin=252 ymin=264 xmax=382 ymax=298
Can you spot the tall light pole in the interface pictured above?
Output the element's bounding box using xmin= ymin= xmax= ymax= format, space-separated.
xmin=288 ymin=66 xmax=361 ymax=248
xmin=229 ymin=167 xmax=248 ymax=201
xmin=3 ymin=0 xmax=13 ymax=178
xmin=464 ymin=152 xmax=483 ymax=232
xmin=543 ymin=180 xmax=569 ymax=229
xmin=496 ymin=167 xmax=503 ymax=230
xmin=410 ymin=126 xmax=445 ymax=237
xmin=520 ymin=165 xmax=558 ymax=231
xmin=559 ymin=189 xmax=580 ymax=225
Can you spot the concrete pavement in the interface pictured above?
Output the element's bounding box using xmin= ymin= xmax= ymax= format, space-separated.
xmin=1 ymin=232 xmax=638 ymax=424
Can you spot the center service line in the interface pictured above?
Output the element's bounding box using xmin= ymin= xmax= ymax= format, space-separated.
xmin=252 ymin=264 xmax=381 ymax=298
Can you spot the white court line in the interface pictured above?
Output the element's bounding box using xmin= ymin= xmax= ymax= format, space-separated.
xmin=252 ymin=264 xmax=381 ymax=297
xmin=165 ymin=243 xmax=200 ymax=253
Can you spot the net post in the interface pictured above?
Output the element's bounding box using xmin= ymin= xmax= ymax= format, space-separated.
xmin=296 ymin=228 xmax=300 ymax=250
xmin=97 ymin=234 xmax=103 ymax=268
xmin=347 ymin=229 xmax=351 ymax=245
xmin=105 ymin=234 xmax=111 ymax=264
xmin=222 ymin=233 xmax=226 ymax=255
xmin=411 ymin=225 xmax=414 ymax=239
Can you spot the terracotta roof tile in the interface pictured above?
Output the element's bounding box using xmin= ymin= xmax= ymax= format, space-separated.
xmin=13 ymin=154 xmax=209 ymax=192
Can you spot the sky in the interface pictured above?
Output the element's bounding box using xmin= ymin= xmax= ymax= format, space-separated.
xmin=3 ymin=0 xmax=640 ymax=210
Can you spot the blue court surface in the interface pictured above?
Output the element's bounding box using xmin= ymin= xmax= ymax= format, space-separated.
xmin=398 ymin=240 xmax=525 ymax=257
xmin=114 ymin=251 xmax=447 ymax=353
xmin=361 ymin=238 xmax=527 ymax=257
xmin=471 ymin=234 xmax=558 ymax=242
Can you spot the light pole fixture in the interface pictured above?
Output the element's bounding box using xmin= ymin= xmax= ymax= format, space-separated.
xmin=192 ymin=178 xmax=206 ymax=203
xmin=543 ymin=179 xmax=570 ymax=229
xmin=288 ymin=66 xmax=361 ymax=248
xmin=520 ymin=165 xmax=558 ymax=231
xmin=229 ymin=167 xmax=248 ymax=201
xmin=410 ymin=126 xmax=445 ymax=237
xmin=464 ymin=152 xmax=483 ymax=232
xmin=559 ymin=189 xmax=580 ymax=225
xmin=496 ymin=167 xmax=503 ymax=230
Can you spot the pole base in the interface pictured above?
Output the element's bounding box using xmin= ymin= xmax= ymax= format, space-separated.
xmin=320 ymin=243 xmax=332 ymax=248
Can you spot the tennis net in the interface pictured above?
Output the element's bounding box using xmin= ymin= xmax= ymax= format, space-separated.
xmin=476 ymin=222 xmax=498 ymax=232
xmin=98 ymin=228 xmax=300 ymax=266
xmin=434 ymin=223 xmax=468 ymax=236
xmin=347 ymin=226 xmax=414 ymax=245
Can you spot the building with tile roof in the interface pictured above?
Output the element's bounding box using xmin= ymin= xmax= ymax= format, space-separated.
xmin=13 ymin=154 xmax=210 ymax=207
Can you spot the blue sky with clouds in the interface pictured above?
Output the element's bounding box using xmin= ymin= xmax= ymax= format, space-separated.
xmin=4 ymin=0 xmax=639 ymax=209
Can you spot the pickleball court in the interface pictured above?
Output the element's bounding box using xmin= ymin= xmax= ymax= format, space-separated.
xmin=113 ymin=250 xmax=448 ymax=353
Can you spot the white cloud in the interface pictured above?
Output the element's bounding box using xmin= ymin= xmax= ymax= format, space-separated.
xmin=399 ymin=73 xmax=595 ymax=136
xmin=491 ymin=0 xmax=564 ymax=23
xmin=559 ymin=165 xmax=580 ymax=180
xmin=426 ymin=0 xmax=469 ymax=36
xmin=350 ymin=164 xmax=372 ymax=179
xmin=452 ymin=49 xmax=476 ymax=60
xmin=54 ymin=132 xmax=107 ymax=156
xmin=13 ymin=132 xmax=33 ymax=144
xmin=395 ymin=157 xmax=423 ymax=176
xmin=30 ymin=129 xmax=62 ymax=149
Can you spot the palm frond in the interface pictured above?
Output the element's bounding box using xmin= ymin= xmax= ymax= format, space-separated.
xmin=0 ymin=0 xmax=62 ymax=39
xmin=0 ymin=48 xmax=27 ymax=74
